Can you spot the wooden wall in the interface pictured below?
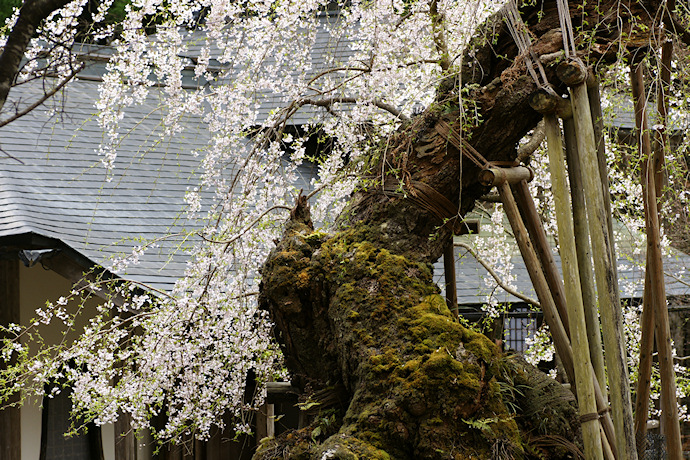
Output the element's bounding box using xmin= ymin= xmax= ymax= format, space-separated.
xmin=0 ymin=259 xmax=20 ymax=460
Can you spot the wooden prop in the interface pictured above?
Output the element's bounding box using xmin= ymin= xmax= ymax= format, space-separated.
xmin=562 ymin=114 xmax=607 ymax=394
xmin=498 ymin=182 xmax=617 ymax=460
xmin=631 ymin=60 xmax=657 ymax=454
xmin=497 ymin=182 xmax=572 ymax=374
xmin=0 ymin=260 xmax=21 ymax=460
xmin=631 ymin=61 xmax=683 ymax=460
xmin=542 ymin=112 xmax=603 ymax=460
xmin=512 ymin=182 xmax=571 ymax=337
xmin=634 ymin=17 xmax=673 ymax=455
xmin=564 ymin=61 xmax=638 ymax=460
xmin=635 ymin=269 xmax=655 ymax=453
xmin=478 ymin=166 xmax=532 ymax=186
xmin=586 ymin=77 xmax=617 ymax=265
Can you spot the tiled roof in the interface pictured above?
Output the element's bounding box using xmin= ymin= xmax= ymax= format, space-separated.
xmin=0 ymin=77 xmax=208 ymax=291
xmin=0 ymin=16 xmax=355 ymax=293
xmin=604 ymin=92 xmax=690 ymax=130
xmin=177 ymin=12 xmax=358 ymax=124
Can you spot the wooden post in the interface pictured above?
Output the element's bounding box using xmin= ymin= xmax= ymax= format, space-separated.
xmin=115 ymin=413 xmax=137 ymax=460
xmin=256 ymin=403 xmax=269 ymax=441
xmin=497 ymin=182 xmax=574 ymax=377
xmin=443 ymin=241 xmax=458 ymax=319
xmin=635 ymin=269 xmax=655 ymax=454
xmin=542 ymin=113 xmax=603 ymax=460
xmin=634 ymin=28 xmax=673 ymax=455
xmin=562 ymin=115 xmax=607 ymax=395
xmin=567 ymin=66 xmax=638 ymax=460
xmin=0 ymin=260 xmax=20 ymax=460
xmin=586 ymin=77 xmax=617 ymax=266
xmin=631 ymin=61 xmax=683 ymax=460
xmin=630 ymin=57 xmax=657 ymax=454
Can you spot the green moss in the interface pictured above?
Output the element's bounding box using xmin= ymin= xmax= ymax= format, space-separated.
xmin=305 ymin=231 xmax=328 ymax=246
xmin=318 ymin=434 xmax=392 ymax=460
xmin=262 ymin=219 xmax=579 ymax=458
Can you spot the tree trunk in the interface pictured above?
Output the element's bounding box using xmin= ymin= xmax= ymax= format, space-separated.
xmin=257 ymin=1 xmax=659 ymax=458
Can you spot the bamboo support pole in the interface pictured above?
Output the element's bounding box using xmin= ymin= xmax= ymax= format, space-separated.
xmin=635 ymin=269 xmax=655 ymax=453
xmin=512 ymin=182 xmax=571 ymax=337
xmin=498 ymin=181 xmax=617 ymax=460
xmin=498 ymin=182 xmax=574 ymax=376
xmin=562 ymin=115 xmax=607 ymax=395
xmin=631 ymin=61 xmax=683 ymax=460
xmin=542 ymin=113 xmax=603 ymax=460
xmin=478 ymin=166 xmax=533 ymax=187
xmin=569 ymin=78 xmax=638 ymax=460
xmin=587 ymin=78 xmax=618 ymax=283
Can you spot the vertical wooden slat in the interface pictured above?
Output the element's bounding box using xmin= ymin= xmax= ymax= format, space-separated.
xmin=255 ymin=405 xmax=268 ymax=443
xmin=0 ymin=259 xmax=20 ymax=460
xmin=570 ymin=81 xmax=638 ymax=460
xmin=194 ymin=438 xmax=204 ymax=460
xmin=266 ymin=405 xmax=275 ymax=439
xmin=206 ymin=426 xmax=221 ymax=460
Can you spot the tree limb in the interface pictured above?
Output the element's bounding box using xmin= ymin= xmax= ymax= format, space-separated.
xmin=0 ymin=62 xmax=84 ymax=128
xmin=517 ymin=119 xmax=546 ymax=162
xmin=299 ymin=96 xmax=409 ymax=121
xmin=0 ymin=0 xmax=75 ymax=113
xmin=455 ymin=241 xmax=542 ymax=307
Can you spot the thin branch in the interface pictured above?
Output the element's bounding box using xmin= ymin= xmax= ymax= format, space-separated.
xmin=0 ymin=146 xmax=25 ymax=164
xmin=0 ymin=63 xmax=84 ymax=129
xmin=299 ymin=96 xmax=409 ymax=121
xmin=664 ymin=269 xmax=690 ymax=288
xmin=307 ymin=66 xmax=370 ymax=87
xmin=0 ymin=0 xmax=75 ymax=112
xmin=201 ymin=205 xmax=293 ymax=246
xmin=454 ymin=241 xmax=542 ymax=307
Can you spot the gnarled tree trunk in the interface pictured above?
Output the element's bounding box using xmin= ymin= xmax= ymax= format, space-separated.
xmin=257 ymin=1 xmax=659 ymax=458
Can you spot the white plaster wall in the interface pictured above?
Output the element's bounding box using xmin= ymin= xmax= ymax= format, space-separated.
xmin=18 ymin=264 xmax=115 ymax=460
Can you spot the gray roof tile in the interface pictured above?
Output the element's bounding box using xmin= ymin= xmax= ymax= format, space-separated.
xmin=0 ymin=78 xmax=206 ymax=291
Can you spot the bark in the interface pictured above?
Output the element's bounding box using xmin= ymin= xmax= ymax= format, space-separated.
xmin=257 ymin=1 xmax=661 ymax=458
xmin=0 ymin=0 xmax=75 ymax=114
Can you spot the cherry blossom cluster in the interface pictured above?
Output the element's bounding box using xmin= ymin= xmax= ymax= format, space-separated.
xmin=3 ymin=0 xmax=690 ymax=445
xmin=2 ymin=0 xmax=509 ymax=444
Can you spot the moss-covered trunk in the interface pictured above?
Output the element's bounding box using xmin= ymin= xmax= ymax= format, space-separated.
xmin=257 ymin=1 xmax=659 ymax=458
